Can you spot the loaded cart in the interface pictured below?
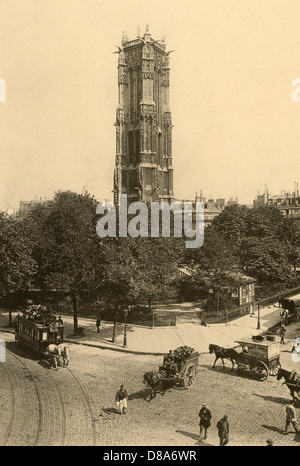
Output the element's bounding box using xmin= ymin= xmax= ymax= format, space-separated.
xmin=159 ymin=346 xmax=200 ymax=388
xmin=235 ymin=336 xmax=281 ymax=381
xmin=143 ymin=346 xmax=200 ymax=399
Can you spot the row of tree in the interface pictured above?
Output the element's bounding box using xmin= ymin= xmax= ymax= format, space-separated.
xmin=0 ymin=191 xmax=182 ymax=331
xmin=184 ymin=203 xmax=300 ymax=305
xmin=0 ymin=191 xmax=299 ymax=329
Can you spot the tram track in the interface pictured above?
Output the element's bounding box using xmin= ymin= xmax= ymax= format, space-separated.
xmin=0 ymin=362 xmax=15 ymax=446
xmin=3 ymin=344 xmax=96 ymax=446
xmin=4 ymin=350 xmax=43 ymax=446
xmin=65 ymin=365 xmax=97 ymax=446
xmin=4 ymin=347 xmax=68 ymax=446
xmin=41 ymin=359 xmax=67 ymax=446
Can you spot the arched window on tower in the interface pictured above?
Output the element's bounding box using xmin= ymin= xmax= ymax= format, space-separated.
xmin=137 ymin=67 xmax=142 ymax=105
xmin=129 ymin=69 xmax=134 ymax=123
xmin=136 ymin=131 xmax=140 ymax=163
xmin=158 ymin=132 xmax=162 ymax=167
xmin=128 ymin=132 xmax=134 ymax=165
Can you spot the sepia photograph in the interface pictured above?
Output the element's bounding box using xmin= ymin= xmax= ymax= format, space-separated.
xmin=1 ymin=0 xmax=300 ymax=449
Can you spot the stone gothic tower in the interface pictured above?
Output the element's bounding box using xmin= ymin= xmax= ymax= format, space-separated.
xmin=113 ymin=26 xmax=174 ymax=205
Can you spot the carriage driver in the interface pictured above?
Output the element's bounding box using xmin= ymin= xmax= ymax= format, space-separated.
xmin=163 ymin=351 xmax=179 ymax=375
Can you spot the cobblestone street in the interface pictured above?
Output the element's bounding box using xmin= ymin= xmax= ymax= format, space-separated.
xmin=1 ymin=329 xmax=300 ymax=447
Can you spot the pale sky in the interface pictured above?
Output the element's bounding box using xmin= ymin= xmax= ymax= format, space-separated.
xmin=1 ymin=0 xmax=300 ymax=211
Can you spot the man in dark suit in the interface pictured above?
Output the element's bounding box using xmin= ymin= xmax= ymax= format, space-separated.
xmin=198 ymin=403 xmax=212 ymax=441
xmin=96 ymin=315 xmax=101 ymax=333
xmin=217 ymin=415 xmax=229 ymax=446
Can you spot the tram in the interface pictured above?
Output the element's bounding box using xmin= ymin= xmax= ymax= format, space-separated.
xmin=15 ymin=305 xmax=64 ymax=356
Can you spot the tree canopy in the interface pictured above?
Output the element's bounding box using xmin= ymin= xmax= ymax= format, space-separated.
xmin=1 ymin=192 xmax=299 ymax=325
xmin=0 ymin=212 xmax=37 ymax=297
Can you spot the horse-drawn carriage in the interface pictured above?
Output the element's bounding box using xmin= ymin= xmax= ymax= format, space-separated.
xmin=15 ymin=304 xmax=64 ymax=356
xmin=209 ymin=336 xmax=281 ymax=381
xmin=235 ymin=336 xmax=281 ymax=381
xmin=143 ymin=346 xmax=199 ymax=400
xmin=281 ymin=298 xmax=300 ymax=323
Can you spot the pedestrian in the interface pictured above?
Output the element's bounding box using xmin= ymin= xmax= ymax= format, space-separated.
xmin=284 ymin=401 xmax=300 ymax=435
xmin=96 ymin=315 xmax=101 ymax=333
xmin=292 ymin=338 xmax=300 ymax=354
xmin=279 ymin=324 xmax=286 ymax=344
xmin=266 ymin=439 xmax=273 ymax=446
xmin=115 ymin=384 xmax=128 ymax=414
xmin=216 ymin=415 xmax=229 ymax=446
xmin=198 ymin=403 xmax=212 ymax=441
xmin=284 ymin=309 xmax=289 ymax=326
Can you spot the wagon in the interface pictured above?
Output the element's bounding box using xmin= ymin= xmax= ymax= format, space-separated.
xmin=159 ymin=349 xmax=200 ymax=389
xmin=281 ymin=298 xmax=300 ymax=322
xmin=15 ymin=305 xmax=64 ymax=356
xmin=143 ymin=346 xmax=200 ymax=399
xmin=235 ymin=336 xmax=281 ymax=381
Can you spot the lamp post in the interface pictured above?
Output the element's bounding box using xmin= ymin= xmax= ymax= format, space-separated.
xmin=257 ymin=301 xmax=261 ymax=330
xmin=123 ymin=308 xmax=128 ymax=348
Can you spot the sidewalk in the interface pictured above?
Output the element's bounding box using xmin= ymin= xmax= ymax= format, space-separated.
xmin=61 ymin=303 xmax=283 ymax=355
xmin=0 ymin=302 xmax=291 ymax=355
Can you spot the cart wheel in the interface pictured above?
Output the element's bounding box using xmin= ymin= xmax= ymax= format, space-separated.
xmin=183 ymin=364 xmax=197 ymax=388
xmin=252 ymin=360 xmax=268 ymax=381
xmin=268 ymin=361 xmax=281 ymax=376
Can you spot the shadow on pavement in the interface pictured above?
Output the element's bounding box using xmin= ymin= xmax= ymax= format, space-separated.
xmin=37 ymin=360 xmax=51 ymax=369
xmin=176 ymin=430 xmax=199 ymax=441
xmin=254 ymin=393 xmax=289 ymax=404
xmin=200 ymin=363 xmax=240 ymax=377
xmin=6 ymin=341 xmax=39 ymax=361
xmin=176 ymin=430 xmax=214 ymax=446
xmin=129 ymin=388 xmax=152 ymax=401
xmin=261 ymin=424 xmax=284 ymax=434
xmin=102 ymin=407 xmax=121 ymax=415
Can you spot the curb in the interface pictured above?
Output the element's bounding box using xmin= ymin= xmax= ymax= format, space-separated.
xmin=63 ymin=338 xmax=168 ymax=356
xmin=64 ymin=338 xmax=212 ymax=356
xmin=0 ymin=317 xmax=283 ymax=357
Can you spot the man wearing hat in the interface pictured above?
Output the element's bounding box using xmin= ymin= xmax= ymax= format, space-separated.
xmin=198 ymin=403 xmax=212 ymax=441
xmin=115 ymin=384 xmax=128 ymax=415
xmin=216 ymin=415 xmax=229 ymax=446
xmin=284 ymin=401 xmax=299 ymax=435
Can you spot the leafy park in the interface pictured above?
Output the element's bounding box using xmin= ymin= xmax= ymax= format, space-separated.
xmin=1 ymin=191 xmax=300 ymax=333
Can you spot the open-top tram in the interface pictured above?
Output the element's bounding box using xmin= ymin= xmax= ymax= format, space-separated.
xmin=15 ymin=305 xmax=64 ymax=356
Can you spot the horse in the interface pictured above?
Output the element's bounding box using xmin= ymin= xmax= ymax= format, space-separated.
xmin=44 ymin=344 xmax=61 ymax=370
xmin=208 ymin=343 xmax=241 ymax=371
xmin=277 ymin=368 xmax=300 ymax=402
xmin=58 ymin=343 xmax=70 ymax=367
xmin=143 ymin=370 xmax=172 ymax=400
